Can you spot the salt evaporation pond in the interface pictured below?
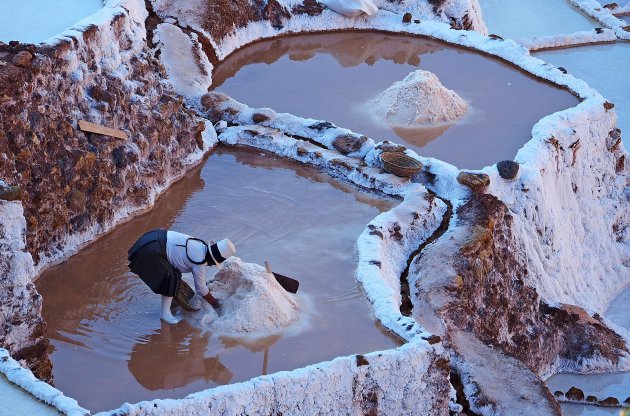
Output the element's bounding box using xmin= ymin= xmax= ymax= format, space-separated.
xmin=478 ymin=0 xmax=596 ymax=39
xmin=212 ymin=32 xmax=579 ymax=169
xmin=36 ymin=146 xmax=400 ymax=412
xmin=546 ymin=284 xmax=630 ymax=415
xmin=0 ymin=0 xmax=103 ymax=44
xmin=535 ymin=42 xmax=630 ymax=149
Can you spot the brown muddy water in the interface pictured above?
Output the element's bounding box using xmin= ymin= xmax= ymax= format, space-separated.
xmin=36 ymin=146 xmax=400 ymax=412
xmin=211 ymin=32 xmax=579 ymax=169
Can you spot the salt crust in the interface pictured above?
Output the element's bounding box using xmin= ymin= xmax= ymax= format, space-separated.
xmin=568 ymin=0 xmax=630 ymax=40
xmin=153 ymin=23 xmax=213 ymax=98
xmin=100 ymin=338 xmax=445 ymax=416
xmin=367 ymin=69 xmax=468 ymax=126
xmin=0 ymin=349 xmax=89 ymax=416
xmin=190 ymin=258 xmax=300 ymax=335
xmin=516 ymin=28 xmax=618 ymax=51
xmin=321 ymin=0 xmax=378 ymax=17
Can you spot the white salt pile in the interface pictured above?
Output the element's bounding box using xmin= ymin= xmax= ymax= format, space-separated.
xmin=191 ymin=257 xmax=300 ymax=335
xmin=367 ymin=69 xmax=468 ymax=126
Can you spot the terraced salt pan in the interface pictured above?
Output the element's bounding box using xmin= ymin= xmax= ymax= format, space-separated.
xmin=478 ymin=0 xmax=596 ymax=39
xmin=212 ymin=32 xmax=578 ymax=169
xmin=36 ymin=146 xmax=399 ymax=412
xmin=0 ymin=0 xmax=103 ymax=44
xmin=534 ymin=42 xmax=630 ymax=147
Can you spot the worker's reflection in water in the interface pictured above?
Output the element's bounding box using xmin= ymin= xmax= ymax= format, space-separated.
xmin=127 ymin=323 xmax=233 ymax=390
xmin=220 ymin=334 xmax=281 ymax=376
xmin=127 ymin=324 xmax=284 ymax=390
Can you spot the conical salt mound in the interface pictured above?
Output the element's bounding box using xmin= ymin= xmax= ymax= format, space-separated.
xmin=191 ymin=257 xmax=300 ymax=334
xmin=368 ymin=69 xmax=468 ymax=126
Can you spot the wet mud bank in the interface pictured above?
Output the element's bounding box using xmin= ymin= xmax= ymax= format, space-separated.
xmin=0 ymin=0 xmax=212 ymax=381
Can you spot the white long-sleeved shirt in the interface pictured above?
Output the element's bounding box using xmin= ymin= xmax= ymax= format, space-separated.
xmin=166 ymin=230 xmax=209 ymax=296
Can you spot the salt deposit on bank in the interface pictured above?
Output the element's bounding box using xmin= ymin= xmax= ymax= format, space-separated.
xmin=191 ymin=258 xmax=300 ymax=335
xmin=367 ymin=69 xmax=468 ymax=127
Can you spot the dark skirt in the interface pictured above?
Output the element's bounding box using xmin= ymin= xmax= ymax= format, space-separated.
xmin=128 ymin=229 xmax=181 ymax=297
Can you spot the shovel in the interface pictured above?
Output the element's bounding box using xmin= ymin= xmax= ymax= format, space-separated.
xmin=265 ymin=261 xmax=300 ymax=294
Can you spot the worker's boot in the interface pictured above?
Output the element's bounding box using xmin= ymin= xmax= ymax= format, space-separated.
xmin=160 ymin=296 xmax=180 ymax=324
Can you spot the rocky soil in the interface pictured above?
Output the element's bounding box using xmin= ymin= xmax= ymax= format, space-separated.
xmin=0 ymin=6 xmax=208 ymax=381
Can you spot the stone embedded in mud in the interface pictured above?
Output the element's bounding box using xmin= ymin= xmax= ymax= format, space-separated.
xmin=599 ymin=397 xmax=619 ymax=406
xmin=89 ymin=85 xmax=113 ymax=103
xmin=565 ymin=387 xmax=585 ymax=401
xmin=0 ymin=185 xmax=22 ymax=201
xmin=200 ymin=92 xmax=230 ymax=122
xmin=606 ymin=128 xmax=622 ymax=151
xmin=263 ymin=0 xmax=291 ymax=29
xmin=367 ymin=69 xmax=468 ymax=127
xmin=291 ymin=0 xmax=326 ymax=16
xmin=497 ymin=160 xmax=519 ymax=180
xmin=332 ymin=134 xmax=368 ymax=154
xmin=457 ymin=172 xmax=490 ymax=190
xmin=252 ymin=113 xmax=270 ymax=123
xmin=377 ymin=141 xmax=407 ymax=153
xmin=11 ymin=50 xmax=33 ymax=67
xmin=67 ymin=189 xmax=86 ymax=212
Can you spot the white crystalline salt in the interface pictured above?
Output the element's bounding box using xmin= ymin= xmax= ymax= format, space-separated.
xmin=321 ymin=0 xmax=378 ymax=17
xmin=367 ymin=69 xmax=468 ymax=126
xmin=191 ymin=257 xmax=300 ymax=335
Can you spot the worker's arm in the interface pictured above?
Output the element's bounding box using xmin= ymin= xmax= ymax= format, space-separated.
xmin=202 ymin=292 xmax=220 ymax=309
xmin=192 ymin=265 xmax=220 ymax=308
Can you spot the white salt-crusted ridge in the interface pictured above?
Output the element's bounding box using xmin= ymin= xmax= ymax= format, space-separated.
xmin=190 ymin=258 xmax=300 ymax=335
xmin=153 ymin=23 xmax=213 ymax=99
xmin=99 ymin=338 xmax=448 ymax=416
xmin=568 ymin=0 xmax=630 ymax=40
xmin=367 ymin=69 xmax=468 ymax=126
xmin=0 ymin=349 xmax=89 ymax=416
xmin=516 ymin=28 xmax=618 ymax=51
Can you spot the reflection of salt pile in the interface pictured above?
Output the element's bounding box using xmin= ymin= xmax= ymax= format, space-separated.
xmin=368 ymin=69 xmax=468 ymax=126
xmin=193 ymin=257 xmax=300 ymax=334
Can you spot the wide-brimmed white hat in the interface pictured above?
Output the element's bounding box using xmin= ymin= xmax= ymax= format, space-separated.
xmin=208 ymin=238 xmax=236 ymax=267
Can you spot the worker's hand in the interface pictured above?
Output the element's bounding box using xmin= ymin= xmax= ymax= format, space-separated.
xmin=203 ymin=292 xmax=220 ymax=309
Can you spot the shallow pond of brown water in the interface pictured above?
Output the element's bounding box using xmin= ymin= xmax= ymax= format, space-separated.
xmin=36 ymin=146 xmax=400 ymax=412
xmin=211 ymin=32 xmax=579 ymax=169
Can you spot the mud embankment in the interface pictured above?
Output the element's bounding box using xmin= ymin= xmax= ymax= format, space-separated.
xmin=0 ymin=4 xmax=209 ymax=380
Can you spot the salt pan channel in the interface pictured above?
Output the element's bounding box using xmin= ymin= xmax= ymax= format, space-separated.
xmin=212 ymin=32 xmax=578 ymax=169
xmin=0 ymin=0 xmax=103 ymax=44
xmin=36 ymin=146 xmax=399 ymax=412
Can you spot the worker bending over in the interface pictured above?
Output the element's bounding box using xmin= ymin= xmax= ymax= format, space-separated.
xmin=128 ymin=228 xmax=236 ymax=324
